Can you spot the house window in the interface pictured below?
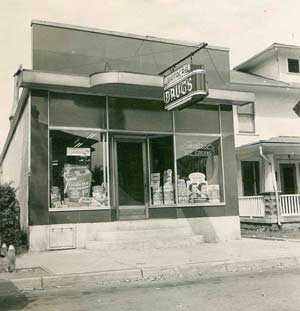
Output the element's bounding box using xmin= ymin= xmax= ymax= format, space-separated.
xmin=288 ymin=58 xmax=300 ymax=73
xmin=241 ymin=161 xmax=260 ymax=196
xmin=237 ymin=103 xmax=255 ymax=133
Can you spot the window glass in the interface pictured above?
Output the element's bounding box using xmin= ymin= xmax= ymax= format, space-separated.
xmin=288 ymin=58 xmax=299 ymax=73
xmin=241 ymin=161 xmax=260 ymax=196
xmin=49 ymin=130 xmax=109 ymax=209
xmin=237 ymin=103 xmax=254 ymax=114
xmin=49 ymin=93 xmax=106 ymax=128
xmin=109 ymin=97 xmax=173 ymax=132
xmin=237 ymin=103 xmax=255 ymax=133
xmin=117 ymin=141 xmax=145 ymax=205
xmin=176 ymin=135 xmax=223 ymax=204
xmin=174 ymin=104 xmax=220 ymax=133
xmin=238 ymin=115 xmax=255 ymax=133
xmin=149 ymin=136 xmax=175 ymax=205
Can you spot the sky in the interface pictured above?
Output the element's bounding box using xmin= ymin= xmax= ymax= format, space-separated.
xmin=1 ymin=0 xmax=300 ymax=151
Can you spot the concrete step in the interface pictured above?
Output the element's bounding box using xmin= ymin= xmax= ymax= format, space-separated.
xmin=88 ymin=218 xmax=196 ymax=232
xmin=118 ymin=215 xmax=147 ymax=221
xmin=85 ymin=235 xmax=205 ymax=251
xmin=95 ymin=226 xmax=196 ymax=241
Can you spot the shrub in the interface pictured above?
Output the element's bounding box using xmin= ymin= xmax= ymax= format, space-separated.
xmin=0 ymin=182 xmax=25 ymax=247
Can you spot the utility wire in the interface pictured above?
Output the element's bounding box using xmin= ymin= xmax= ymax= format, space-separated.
xmin=205 ymin=49 xmax=229 ymax=89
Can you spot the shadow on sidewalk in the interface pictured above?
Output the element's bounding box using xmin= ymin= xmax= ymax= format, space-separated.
xmin=0 ymin=279 xmax=34 ymax=311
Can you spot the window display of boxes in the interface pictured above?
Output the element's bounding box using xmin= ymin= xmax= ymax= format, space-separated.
xmin=151 ymin=173 xmax=163 ymax=205
xmin=177 ymin=179 xmax=188 ymax=204
xmin=163 ymin=169 xmax=174 ymax=204
xmin=207 ymin=184 xmax=220 ymax=203
xmin=163 ymin=183 xmax=174 ymax=204
xmin=152 ymin=186 xmax=163 ymax=205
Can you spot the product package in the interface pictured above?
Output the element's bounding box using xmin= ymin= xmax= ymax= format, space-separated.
xmin=177 ymin=179 xmax=188 ymax=204
xmin=207 ymin=184 xmax=220 ymax=203
xmin=152 ymin=186 xmax=163 ymax=205
xmin=92 ymin=184 xmax=107 ymax=207
xmin=63 ymin=164 xmax=92 ymax=205
xmin=50 ymin=186 xmax=61 ymax=208
xmin=163 ymin=169 xmax=174 ymax=204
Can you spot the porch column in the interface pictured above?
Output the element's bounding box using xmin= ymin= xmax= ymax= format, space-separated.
xmin=263 ymin=154 xmax=275 ymax=193
xmin=262 ymin=154 xmax=279 ymax=219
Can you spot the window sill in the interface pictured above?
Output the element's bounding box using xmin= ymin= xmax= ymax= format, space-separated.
xmin=287 ymin=71 xmax=300 ymax=75
xmin=149 ymin=202 xmax=225 ymax=208
xmin=49 ymin=206 xmax=111 ymax=212
xmin=237 ymin=132 xmax=259 ymax=136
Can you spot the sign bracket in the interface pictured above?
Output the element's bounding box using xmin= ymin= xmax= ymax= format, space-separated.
xmin=158 ymin=42 xmax=208 ymax=75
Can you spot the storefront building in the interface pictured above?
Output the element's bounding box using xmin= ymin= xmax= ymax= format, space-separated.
xmin=0 ymin=21 xmax=254 ymax=250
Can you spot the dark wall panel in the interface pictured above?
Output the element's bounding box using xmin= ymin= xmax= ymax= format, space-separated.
xmin=29 ymin=90 xmax=49 ymax=225
xmin=32 ymin=24 xmax=230 ymax=90
xmin=49 ymin=210 xmax=114 ymax=224
xmin=220 ymin=105 xmax=239 ymax=216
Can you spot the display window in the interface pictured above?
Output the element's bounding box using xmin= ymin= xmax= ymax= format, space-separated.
xmin=175 ymin=135 xmax=223 ymax=204
xmin=108 ymin=97 xmax=173 ymax=132
xmin=174 ymin=104 xmax=220 ymax=134
xmin=149 ymin=135 xmax=175 ymax=206
xmin=49 ymin=93 xmax=106 ymax=128
xmin=49 ymin=129 xmax=109 ymax=209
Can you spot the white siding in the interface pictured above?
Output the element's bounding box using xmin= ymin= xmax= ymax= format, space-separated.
xmin=233 ymin=86 xmax=300 ymax=147
xmin=247 ymin=57 xmax=279 ymax=81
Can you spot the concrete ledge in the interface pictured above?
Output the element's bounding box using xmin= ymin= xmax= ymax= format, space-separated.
xmin=5 ymin=256 xmax=300 ymax=291
xmin=224 ymin=257 xmax=299 ymax=273
xmin=10 ymin=277 xmax=42 ymax=291
xmin=42 ymin=268 xmax=142 ymax=289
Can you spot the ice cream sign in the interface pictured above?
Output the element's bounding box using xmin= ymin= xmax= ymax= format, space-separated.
xmin=163 ymin=63 xmax=208 ymax=111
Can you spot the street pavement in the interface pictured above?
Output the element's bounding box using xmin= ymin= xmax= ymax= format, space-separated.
xmin=1 ymin=267 xmax=300 ymax=310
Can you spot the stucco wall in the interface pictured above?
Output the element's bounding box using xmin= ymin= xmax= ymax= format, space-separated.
xmin=0 ymin=102 xmax=29 ymax=231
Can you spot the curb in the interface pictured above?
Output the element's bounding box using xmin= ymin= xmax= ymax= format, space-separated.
xmin=242 ymin=235 xmax=300 ymax=243
xmin=5 ymin=256 xmax=300 ymax=291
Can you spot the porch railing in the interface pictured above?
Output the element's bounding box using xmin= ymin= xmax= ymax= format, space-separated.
xmin=239 ymin=196 xmax=265 ymax=218
xmin=279 ymin=194 xmax=300 ymax=216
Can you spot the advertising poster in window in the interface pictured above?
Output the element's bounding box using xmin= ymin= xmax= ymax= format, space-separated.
xmin=63 ymin=164 xmax=92 ymax=203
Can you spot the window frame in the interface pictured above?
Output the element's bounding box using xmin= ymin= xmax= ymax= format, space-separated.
xmin=45 ymin=92 xmax=226 ymax=210
xmin=237 ymin=103 xmax=255 ymax=134
xmin=241 ymin=160 xmax=260 ymax=196
xmin=288 ymin=58 xmax=300 ymax=73
xmin=48 ymin=127 xmax=110 ymax=211
xmin=174 ymin=133 xmax=225 ymax=206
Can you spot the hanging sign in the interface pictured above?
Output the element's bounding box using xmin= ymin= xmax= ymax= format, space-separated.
xmin=67 ymin=147 xmax=91 ymax=157
xmin=163 ymin=63 xmax=208 ymax=111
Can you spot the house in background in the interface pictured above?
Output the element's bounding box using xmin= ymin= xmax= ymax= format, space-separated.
xmin=231 ymin=43 xmax=300 ymax=225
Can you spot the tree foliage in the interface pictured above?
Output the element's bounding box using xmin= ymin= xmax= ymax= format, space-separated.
xmin=0 ymin=183 xmax=25 ymax=246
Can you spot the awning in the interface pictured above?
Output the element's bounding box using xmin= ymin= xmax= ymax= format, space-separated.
xmin=18 ymin=69 xmax=254 ymax=105
xmin=236 ymin=136 xmax=300 ymax=159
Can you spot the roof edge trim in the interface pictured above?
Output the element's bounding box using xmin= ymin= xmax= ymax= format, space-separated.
xmin=31 ymin=19 xmax=229 ymax=52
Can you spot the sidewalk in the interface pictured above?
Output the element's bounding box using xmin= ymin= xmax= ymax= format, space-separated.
xmin=2 ymin=238 xmax=300 ymax=290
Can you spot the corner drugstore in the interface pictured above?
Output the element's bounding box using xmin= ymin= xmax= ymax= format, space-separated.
xmin=0 ymin=21 xmax=254 ymax=250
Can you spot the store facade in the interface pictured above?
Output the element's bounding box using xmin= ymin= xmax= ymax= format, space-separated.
xmin=0 ymin=21 xmax=254 ymax=250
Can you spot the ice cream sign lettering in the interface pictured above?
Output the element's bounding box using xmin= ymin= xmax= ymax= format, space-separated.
xmin=163 ymin=63 xmax=208 ymax=111
xmin=183 ymin=142 xmax=214 ymax=157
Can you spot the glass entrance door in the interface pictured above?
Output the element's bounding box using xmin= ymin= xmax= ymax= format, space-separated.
xmin=114 ymin=138 xmax=148 ymax=220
